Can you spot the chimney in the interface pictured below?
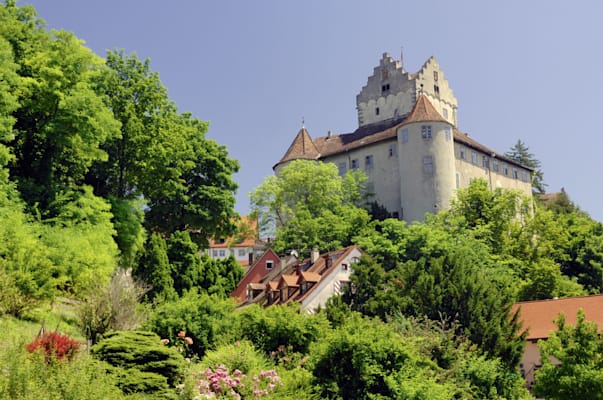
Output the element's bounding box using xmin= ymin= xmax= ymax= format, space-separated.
xmin=310 ymin=248 xmax=319 ymax=264
xmin=321 ymin=254 xmax=331 ymax=274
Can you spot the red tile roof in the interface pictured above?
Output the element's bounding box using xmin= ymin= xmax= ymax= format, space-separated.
xmin=299 ymin=271 xmax=321 ymax=284
xmin=279 ymin=274 xmax=299 ymax=288
xmin=208 ymin=216 xmax=259 ymax=248
xmin=512 ymin=295 xmax=603 ymax=340
xmin=275 ymin=95 xmax=532 ymax=172
xmin=402 ymin=93 xmax=448 ymax=125
xmin=274 ymin=128 xmax=320 ymax=168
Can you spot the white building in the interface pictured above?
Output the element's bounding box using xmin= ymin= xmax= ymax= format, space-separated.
xmin=275 ymin=53 xmax=532 ymax=221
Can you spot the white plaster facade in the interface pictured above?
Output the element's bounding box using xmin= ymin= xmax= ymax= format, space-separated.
xmin=275 ymin=53 xmax=533 ymax=222
xmin=301 ymin=246 xmax=362 ymax=313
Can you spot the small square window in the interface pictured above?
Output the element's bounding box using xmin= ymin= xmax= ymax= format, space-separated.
xmin=421 ymin=125 xmax=432 ymax=139
xmin=219 ymin=250 xmax=226 ymax=257
xmin=460 ymin=149 xmax=465 ymax=159
xmin=238 ymin=249 xmax=246 ymax=257
xmin=375 ymin=107 xmax=380 ymax=116
xmin=513 ymin=169 xmax=519 ymax=179
xmin=388 ymin=143 xmax=397 ymax=157
xmin=521 ymin=170 xmax=529 ymax=182
xmin=381 ymin=83 xmax=390 ymax=93
xmin=351 ymin=159 xmax=359 ymax=170
xmin=482 ymin=156 xmax=489 ymax=168
xmin=503 ymin=164 xmax=509 ymax=176
xmin=212 ymin=250 xmax=218 ymax=257
xmin=266 ymin=260 xmax=274 ymax=270
xmin=493 ymin=160 xmax=499 ymax=172
xmin=338 ymin=162 xmax=347 ymax=176
xmin=471 ymin=151 xmax=478 ymax=164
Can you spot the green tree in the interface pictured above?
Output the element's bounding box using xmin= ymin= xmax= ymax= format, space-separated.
xmin=533 ymin=309 xmax=603 ymax=400
xmin=91 ymin=50 xmax=240 ymax=242
xmin=134 ymin=232 xmax=177 ymax=302
xmin=1 ymin=5 xmax=120 ymax=210
xmin=505 ymin=139 xmax=546 ymax=194
xmin=250 ymin=160 xmax=370 ymax=255
xmin=310 ymin=315 xmax=458 ymax=400
xmin=145 ymin=291 xmax=237 ymax=358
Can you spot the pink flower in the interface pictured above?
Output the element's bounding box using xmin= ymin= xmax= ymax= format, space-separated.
xmin=160 ymin=338 xmax=169 ymax=345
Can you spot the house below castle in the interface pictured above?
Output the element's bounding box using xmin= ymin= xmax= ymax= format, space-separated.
xmin=275 ymin=53 xmax=533 ymax=221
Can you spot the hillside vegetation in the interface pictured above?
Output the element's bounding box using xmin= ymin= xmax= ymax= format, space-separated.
xmin=1 ymin=1 xmax=603 ymax=399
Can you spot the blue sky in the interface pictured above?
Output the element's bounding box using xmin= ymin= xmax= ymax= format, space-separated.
xmin=22 ymin=1 xmax=603 ymax=220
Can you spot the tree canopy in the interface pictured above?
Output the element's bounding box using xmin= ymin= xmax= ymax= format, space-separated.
xmin=505 ymin=139 xmax=546 ymax=194
xmin=249 ymin=160 xmax=371 ymax=256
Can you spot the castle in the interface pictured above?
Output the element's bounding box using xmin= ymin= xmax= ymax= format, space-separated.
xmin=275 ymin=53 xmax=533 ymax=221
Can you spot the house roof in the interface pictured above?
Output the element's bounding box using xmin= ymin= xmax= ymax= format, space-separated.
xmin=266 ymin=281 xmax=279 ymax=292
xmin=512 ymin=295 xmax=603 ymax=340
xmin=275 ymin=95 xmax=531 ymax=172
xmin=452 ymin=129 xmax=533 ymax=171
xmin=274 ymin=127 xmax=321 ymax=168
xmin=247 ymin=282 xmax=265 ymax=291
xmin=283 ymin=245 xmax=361 ymax=305
xmin=279 ymin=274 xmax=300 ymax=288
xmin=401 ymin=93 xmax=448 ymax=125
xmin=208 ymin=215 xmax=260 ymax=248
xmin=299 ymin=271 xmax=321 ymax=284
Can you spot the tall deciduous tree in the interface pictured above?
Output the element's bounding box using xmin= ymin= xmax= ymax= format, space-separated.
xmin=250 ymin=160 xmax=370 ymax=255
xmin=1 ymin=3 xmax=120 ymax=210
xmin=505 ymin=139 xmax=546 ymax=194
xmin=90 ymin=51 xmax=239 ymax=244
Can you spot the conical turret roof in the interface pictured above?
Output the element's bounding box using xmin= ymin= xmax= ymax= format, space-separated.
xmin=402 ymin=93 xmax=448 ymax=125
xmin=274 ymin=127 xmax=320 ymax=169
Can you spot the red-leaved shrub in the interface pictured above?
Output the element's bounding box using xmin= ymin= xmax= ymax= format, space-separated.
xmin=26 ymin=331 xmax=81 ymax=362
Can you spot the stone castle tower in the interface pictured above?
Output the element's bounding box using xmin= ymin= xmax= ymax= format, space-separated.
xmin=274 ymin=53 xmax=533 ymax=221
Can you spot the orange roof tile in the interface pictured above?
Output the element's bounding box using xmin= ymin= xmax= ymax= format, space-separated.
xmin=512 ymin=295 xmax=603 ymax=340
xmin=274 ymin=128 xmax=320 ymax=168
xmin=266 ymin=281 xmax=279 ymax=292
xmin=299 ymin=271 xmax=321 ymax=284
xmin=208 ymin=215 xmax=260 ymax=248
xmin=279 ymin=274 xmax=299 ymax=288
xmin=402 ymin=93 xmax=448 ymax=125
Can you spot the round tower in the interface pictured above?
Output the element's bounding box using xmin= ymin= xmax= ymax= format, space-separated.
xmin=397 ymin=94 xmax=455 ymax=221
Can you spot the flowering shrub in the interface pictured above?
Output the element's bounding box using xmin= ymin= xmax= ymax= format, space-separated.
xmin=26 ymin=331 xmax=81 ymax=363
xmin=195 ymin=365 xmax=282 ymax=399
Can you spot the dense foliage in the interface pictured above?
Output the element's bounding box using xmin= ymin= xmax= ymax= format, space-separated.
xmin=1 ymin=2 xmax=602 ymax=399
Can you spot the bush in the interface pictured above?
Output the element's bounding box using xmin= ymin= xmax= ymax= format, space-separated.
xmin=91 ymin=330 xmax=185 ymax=397
xmin=0 ymin=338 xmax=125 ymax=400
xmin=77 ymin=268 xmax=148 ymax=344
xmin=145 ymin=291 xmax=236 ymax=358
xmin=237 ymin=304 xmax=330 ymax=356
xmin=26 ymin=331 xmax=81 ymax=363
